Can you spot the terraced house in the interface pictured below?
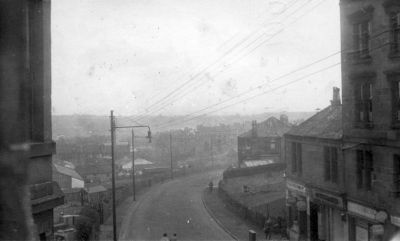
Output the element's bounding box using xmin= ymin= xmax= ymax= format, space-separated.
xmin=285 ymin=88 xmax=345 ymax=241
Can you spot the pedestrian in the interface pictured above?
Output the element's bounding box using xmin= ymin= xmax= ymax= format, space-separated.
xmin=160 ymin=233 xmax=169 ymax=241
xmin=263 ymin=217 xmax=273 ymax=240
xmin=170 ymin=233 xmax=177 ymax=241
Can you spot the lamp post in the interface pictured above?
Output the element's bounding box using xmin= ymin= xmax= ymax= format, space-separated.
xmin=131 ymin=130 xmax=136 ymax=201
xmin=128 ymin=128 xmax=152 ymax=201
xmin=109 ymin=111 xmax=151 ymax=241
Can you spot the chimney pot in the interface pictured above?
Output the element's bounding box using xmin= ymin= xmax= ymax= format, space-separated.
xmin=331 ymin=87 xmax=341 ymax=106
xmin=251 ymin=120 xmax=257 ymax=137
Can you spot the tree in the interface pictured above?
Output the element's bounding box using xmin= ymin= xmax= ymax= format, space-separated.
xmin=75 ymin=206 xmax=100 ymax=241
xmin=75 ymin=216 xmax=92 ymax=241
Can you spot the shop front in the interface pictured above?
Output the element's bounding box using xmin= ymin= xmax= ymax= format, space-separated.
xmin=347 ymin=201 xmax=388 ymax=241
xmin=286 ymin=179 xmax=308 ymax=241
xmin=309 ymin=188 xmax=347 ymax=241
xmin=385 ymin=215 xmax=400 ymax=241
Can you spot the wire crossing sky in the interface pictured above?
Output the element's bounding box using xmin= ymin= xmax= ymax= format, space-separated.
xmin=52 ymin=0 xmax=340 ymax=116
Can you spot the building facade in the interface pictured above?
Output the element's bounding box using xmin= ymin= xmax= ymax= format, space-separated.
xmin=238 ymin=115 xmax=291 ymax=167
xmin=341 ymin=0 xmax=400 ymax=240
xmin=285 ymin=88 xmax=346 ymax=241
xmin=53 ymin=164 xmax=85 ymax=190
xmin=0 ymin=0 xmax=64 ymax=240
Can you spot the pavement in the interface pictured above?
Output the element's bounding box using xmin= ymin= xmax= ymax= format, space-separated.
xmin=118 ymin=170 xmax=233 ymax=241
xmin=202 ymin=188 xmax=288 ymax=241
xmin=99 ymin=183 xmax=162 ymax=241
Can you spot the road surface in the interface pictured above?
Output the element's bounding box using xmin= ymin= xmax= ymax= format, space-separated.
xmin=119 ymin=170 xmax=232 ymax=241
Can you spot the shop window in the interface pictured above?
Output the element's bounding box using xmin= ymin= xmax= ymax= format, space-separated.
xmin=291 ymin=142 xmax=302 ymax=176
xmin=355 ymin=82 xmax=373 ymax=127
xmin=356 ymin=150 xmax=373 ymax=190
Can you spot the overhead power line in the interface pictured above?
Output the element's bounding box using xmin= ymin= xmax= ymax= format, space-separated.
xmin=155 ymin=40 xmax=393 ymax=129
xmin=130 ymin=0 xmax=314 ymax=121
xmin=132 ymin=0 xmax=323 ymax=122
xmin=155 ymin=62 xmax=341 ymax=129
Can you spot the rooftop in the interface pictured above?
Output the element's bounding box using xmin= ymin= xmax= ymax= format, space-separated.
xmin=53 ymin=164 xmax=84 ymax=180
xmin=285 ymin=104 xmax=342 ymax=140
xmin=239 ymin=116 xmax=291 ymax=138
xmin=86 ymin=185 xmax=107 ymax=194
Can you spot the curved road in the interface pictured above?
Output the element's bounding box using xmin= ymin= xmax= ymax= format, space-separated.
xmin=119 ymin=171 xmax=232 ymax=241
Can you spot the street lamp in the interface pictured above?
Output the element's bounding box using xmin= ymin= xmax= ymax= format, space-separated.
xmin=130 ymin=128 xmax=151 ymax=201
xmin=109 ymin=111 xmax=151 ymax=241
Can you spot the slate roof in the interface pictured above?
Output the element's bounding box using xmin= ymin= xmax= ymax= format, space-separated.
xmin=86 ymin=185 xmax=107 ymax=194
xmin=54 ymin=164 xmax=84 ymax=180
xmin=239 ymin=116 xmax=291 ymax=138
xmin=76 ymin=164 xmax=111 ymax=176
xmin=285 ymin=104 xmax=342 ymax=140
xmin=116 ymin=156 xmax=153 ymax=166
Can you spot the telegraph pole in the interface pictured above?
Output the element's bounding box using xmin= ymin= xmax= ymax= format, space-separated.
xmin=131 ymin=130 xmax=136 ymax=201
xmin=210 ymin=136 xmax=214 ymax=168
xmin=110 ymin=111 xmax=117 ymax=241
xmin=109 ymin=112 xmax=151 ymax=241
xmin=170 ymin=132 xmax=173 ymax=179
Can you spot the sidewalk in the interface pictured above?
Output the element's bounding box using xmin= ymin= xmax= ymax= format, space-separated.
xmin=202 ymin=188 xmax=287 ymax=241
xmin=98 ymin=185 xmax=155 ymax=240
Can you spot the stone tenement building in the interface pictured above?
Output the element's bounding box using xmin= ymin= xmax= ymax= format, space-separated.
xmin=340 ymin=0 xmax=400 ymax=240
xmin=0 ymin=1 xmax=64 ymax=240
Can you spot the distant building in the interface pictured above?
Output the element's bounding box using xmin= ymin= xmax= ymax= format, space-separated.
xmin=285 ymin=87 xmax=343 ymax=240
xmin=86 ymin=185 xmax=107 ymax=205
xmin=76 ymin=164 xmax=112 ymax=184
xmin=53 ymin=164 xmax=85 ymax=190
xmin=237 ymin=115 xmax=291 ymax=167
xmin=116 ymin=156 xmax=153 ymax=171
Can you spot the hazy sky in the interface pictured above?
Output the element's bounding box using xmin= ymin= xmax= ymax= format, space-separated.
xmin=52 ymin=0 xmax=340 ymax=116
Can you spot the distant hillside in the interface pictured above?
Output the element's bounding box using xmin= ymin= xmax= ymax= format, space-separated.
xmin=52 ymin=112 xmax=314 ymax=139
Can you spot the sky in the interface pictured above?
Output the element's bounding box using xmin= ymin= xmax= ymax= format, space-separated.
xmin=52 ymin=0 xmax=341 ymax=116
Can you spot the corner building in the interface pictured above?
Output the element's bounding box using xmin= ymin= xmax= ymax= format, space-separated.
xmin=341 ymin=0 xmax=400 ymax=240
xmin=285 ymin=89 xmax=346 ymax=241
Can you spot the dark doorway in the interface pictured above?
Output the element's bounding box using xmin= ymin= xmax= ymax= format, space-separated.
xmin=310 ymin=202 xmax=319 ymax=241
xmin=39 ymin=232 xmax=46 ymax=241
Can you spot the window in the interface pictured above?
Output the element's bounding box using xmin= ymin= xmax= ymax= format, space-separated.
xmin=355 ymin=82 xmax=373 ymax=125
xmin=291 ymin=143 xmax=297 ymax=173
xmin=291 ymin=142 xmax=302 ymax=175
xmin=394 ymin=155 xmax=400 ymax=197
xmin=270 ymin=141 xmax=276 ymax=151
xmin=390 ymin=13 xmax=400 ymax=54
xmin=391 ymin=80 xmax=400 ymax=125
xmin=356 ymin=150 xmax=373 ymax=190
xmin=324 ymin=146 xmax=338 ymax=183
xmin=352 ymin=21 xmax=371 ymax=58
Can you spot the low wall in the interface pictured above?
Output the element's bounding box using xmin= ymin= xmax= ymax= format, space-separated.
xmin=223 ymin=163 xmax=286 ymax=179
xmin=218 ymin=163 xmax=287 ymax=232
xmin=218 ymin=187 xmax=285 ymax=228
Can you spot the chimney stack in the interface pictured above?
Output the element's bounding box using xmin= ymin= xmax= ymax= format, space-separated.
xmin=251 ymin=120 xmax=257 ymax=137
xmin=280 ymin=114 xmax=289 ymax=125
xmin=331 ymin=87 xmax=341 ymax=106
